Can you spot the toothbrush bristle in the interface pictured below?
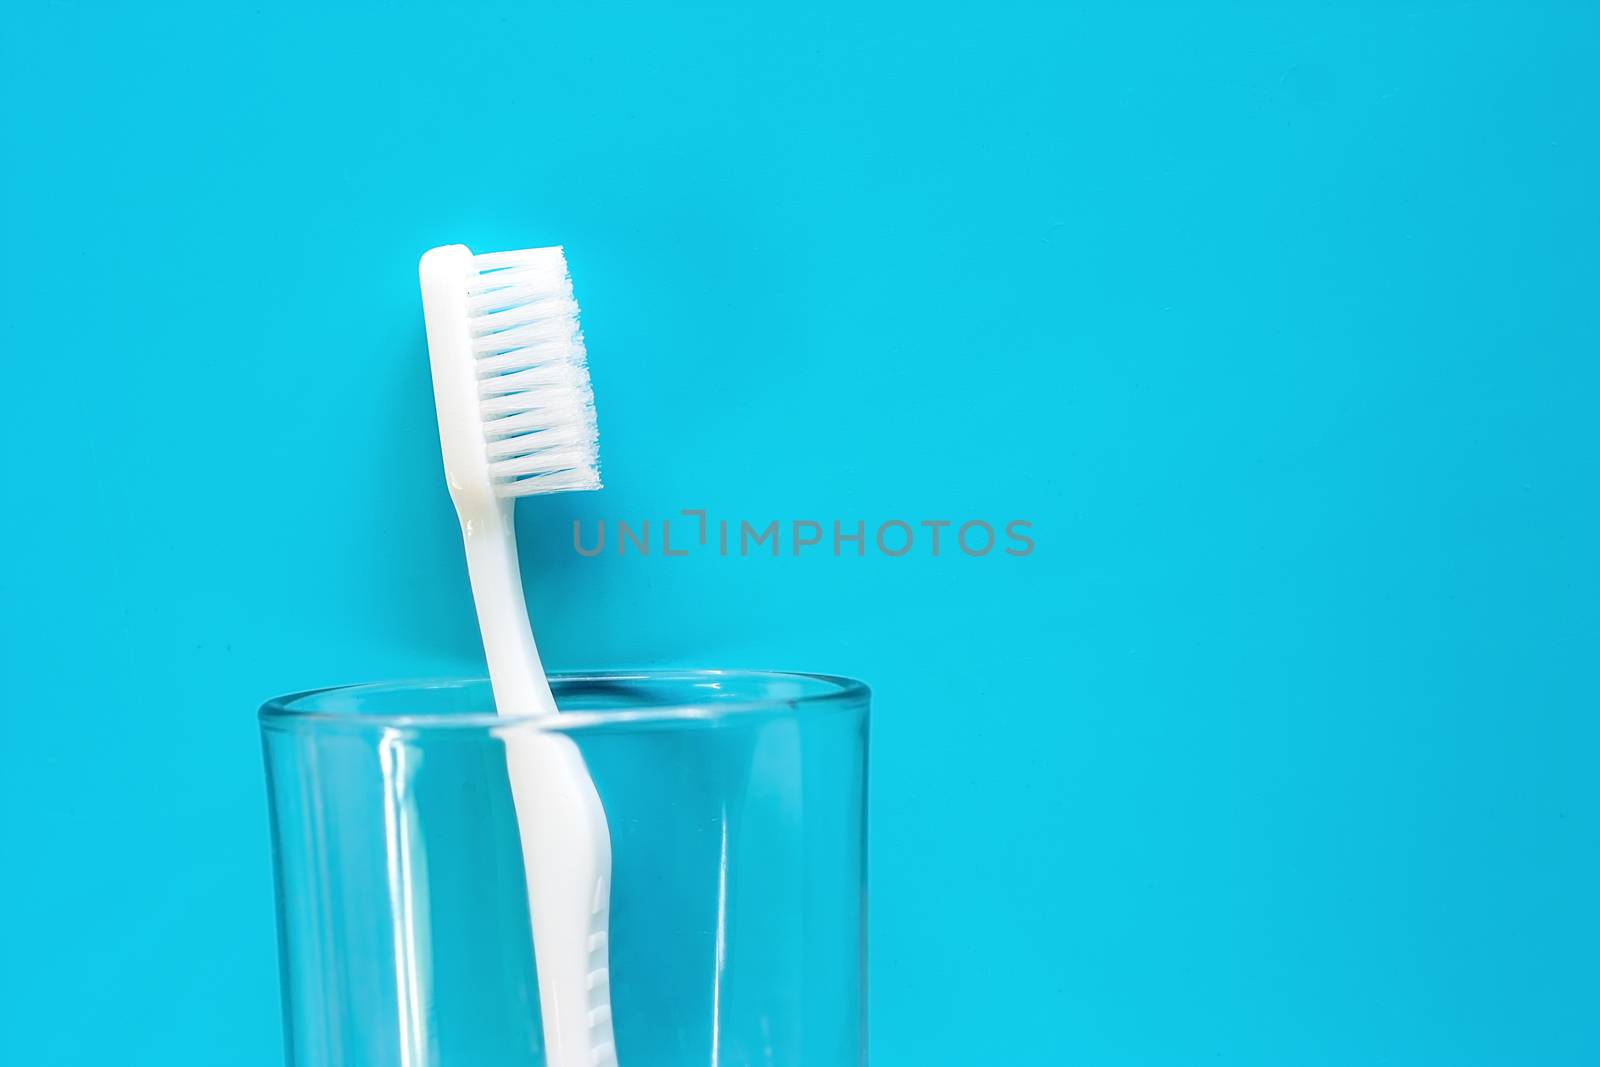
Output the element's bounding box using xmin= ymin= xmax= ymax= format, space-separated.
xmin=467 ymin=246 xmax=600 ymax=496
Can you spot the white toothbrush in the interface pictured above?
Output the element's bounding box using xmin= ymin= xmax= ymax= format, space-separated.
xmin=419 ymin=243 xmax=616 ymax=1067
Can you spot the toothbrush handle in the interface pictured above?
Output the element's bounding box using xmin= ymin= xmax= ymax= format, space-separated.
xmin=506 ymin=732 xmax=618 ymax=1067
xmin=458 ymin=496 xmax=557 ymax=717
xmin=460 ymin=495 xmax=617 ymax=1066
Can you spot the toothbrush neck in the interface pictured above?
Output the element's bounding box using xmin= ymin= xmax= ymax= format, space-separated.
xmin=459 ymin=496 xmax=559 ymax=718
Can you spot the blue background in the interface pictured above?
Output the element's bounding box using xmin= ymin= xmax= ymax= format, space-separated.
xmin=2 ymin=2 xmax=1596 ymax=1063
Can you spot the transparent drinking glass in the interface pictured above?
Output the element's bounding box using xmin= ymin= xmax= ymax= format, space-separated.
xmin=259 ymin=670 xmax=869 ymax=1067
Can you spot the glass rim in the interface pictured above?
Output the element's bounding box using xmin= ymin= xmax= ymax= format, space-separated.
xmin=259 ymin=668 xmax=869 ymax=733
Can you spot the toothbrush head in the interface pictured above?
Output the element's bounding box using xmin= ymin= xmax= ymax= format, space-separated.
xmin=420 ymin=244 xmax=600 ymax=500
